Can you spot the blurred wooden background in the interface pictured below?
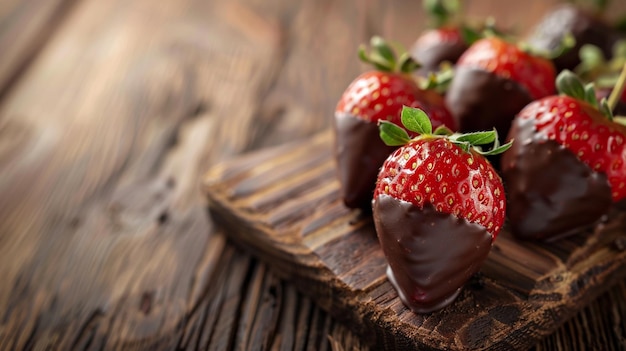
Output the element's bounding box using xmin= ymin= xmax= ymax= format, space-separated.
xmin=0 ymin=0 xmax=625 ymax=350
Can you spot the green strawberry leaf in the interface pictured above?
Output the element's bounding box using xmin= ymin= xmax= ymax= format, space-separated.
xmin=600 ymin=98 xmax=614 ymax=121
xmin=371 ymin=36 xmax=396 ymax=67
xmin=451 ymin=140 xmax=471 ymax=153
xmin=454 ymin=130 xmax=496 ymax=145
xmin=398 ymin=52 xmax=420 ymax=73
xmin=424 ymin=0 xmax=460 ymax=28
xmin=358 ymin=45 xmax=391 ymax=71
xmin=557 ymin=70 xmax=586 ymax=100
xmin=379 ymin=120 xmax=411 ymax=146
xmin=584 ymin=83 xmax=599 ymax=108
xmin=548 ymin=33 xmax=577 ymax=60
xmin=576 ymin=44 xmax=605 ymax=80
xmin=419 ymin=63 xmax=454 ymax=93
xmin=478 ymin=139 xmax=514 ymax=156
xmin=460 ymin=25 xmax=482 ymax=45
xmin=433 ymin=125 xmax=454 ymax=135
xmin=401 ymin=106 xmax=432 ymax=135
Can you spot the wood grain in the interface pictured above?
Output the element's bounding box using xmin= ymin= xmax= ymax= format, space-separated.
xmin=0 ymin=0 xmax=382 ymax=348
xmin=0 ymin=0 xmax=81 ymax=101
xmin=1 ymin=0 xmax=626 ymax=350
xmin=203 ymin=132 xmax=626 ymax=350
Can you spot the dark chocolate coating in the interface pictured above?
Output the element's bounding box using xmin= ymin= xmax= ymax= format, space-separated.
xmin=445 ymin=66 xmax=533 ymax=144
xmin=334 ymin=113 xmax=396 ymax=209
xmin=501 ymin=115 xmax=613 ymax=240
xmin=527 ymin=4 xmax=622 ymax=72
xmin=373 ymin=195 xmax=493 ymax=313
xmin=411 ymin=39 xmax=467 ymax=75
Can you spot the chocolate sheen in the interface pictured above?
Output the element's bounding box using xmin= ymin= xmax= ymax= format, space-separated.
xmin=501 ymin=115 xmax=612 ymax=240
xmin=334 ymin=113 xmax=396 ymax=209
xmin=445 ymin=66 xmax=533 ymax=144
xmin=527 ymin=4 xmax=622 ymax=72
xmin=411 ymin=39 xmax=467 ymax=76
xmin=373 ymin=195 xmax=493 ymax=313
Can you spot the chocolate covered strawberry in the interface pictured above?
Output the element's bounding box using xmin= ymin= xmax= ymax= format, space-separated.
xmin=373 ymin=106 xmax=511 ymax=313
xmin=335 ymin=36 xmax=456 ymax=210
xmin=501 ymin=70 xmax=626 ymax=240
xmin=409 ymin=0 xmax=469 ymax=74
xmin=527 ymin=3 xmax=622 ymax=72
xmin=411 ymin=27 xmax=468 ymax=75
xmin=446 ymin=36 xmax=557 ymax=142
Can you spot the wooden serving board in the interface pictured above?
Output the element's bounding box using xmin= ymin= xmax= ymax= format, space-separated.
xmin=202 ymin=131 xmax=626 ymax=351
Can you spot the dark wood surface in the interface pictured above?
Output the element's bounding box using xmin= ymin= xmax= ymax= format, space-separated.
xmin=1 ymin=0 xmax=626 ymax=350
xmin=203 ymin=132 xmax=626 ymax=350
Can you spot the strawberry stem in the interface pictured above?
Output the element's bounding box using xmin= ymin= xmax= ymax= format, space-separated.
xmin=607 ymin=63 xmax=626 ymax=112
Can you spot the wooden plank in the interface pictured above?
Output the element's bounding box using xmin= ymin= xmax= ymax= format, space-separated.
xmin=203 ymin=132 xmax=626 ymax=351
xmin=0 ymin=0 xmax=388 ymax=348
xmin=2 ymin=0 xmax=626 ymax=350
xmin=0 ymin=0 xmax=80 ymax=101
xmin=0 ymin=0 xmax=292 ymax=348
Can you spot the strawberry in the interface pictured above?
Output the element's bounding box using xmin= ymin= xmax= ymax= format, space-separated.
xmin=373 ymin=106 xmax=511 ymax=313
xmin=335 ymin=36 xmax=456 ymax=210
xmin=445 ymin=36 xmax=557 ymax=143
xmin=501 ymin=70 xmax=626 ymax=240
xmin=527 ymin=3 xmax=621 ymax=72
xmin=410 ymin=26 xmax=468 ymax=74
xmin=409 ymin=0 xmax=492 ymax=76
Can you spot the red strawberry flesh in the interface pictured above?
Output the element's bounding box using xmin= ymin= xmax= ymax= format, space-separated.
xmin=374 ymin=137 xmax=506 ymax=237
xmin=410 ymin=27 xmax=468 ymax=74
xmin=335 ymin=71 xmax=456 ymax=132
xmin=457 ymin=37 xmax=556 ymax=100
xmin=336 ymin=72 xmax=422 ymax=125
xmin=501 ymin=114 xmax=612 ymax=240
xmin=518 ymin=96 xmax=626 ymax=201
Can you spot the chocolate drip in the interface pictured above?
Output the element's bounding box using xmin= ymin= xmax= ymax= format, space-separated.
xmin=501 ymin=116 xmax=612 ymax=240
xmin=527 ymin=4 xmax=622 ymax=72
xmin=445 ymin=66 xmax=533 ymax=144
xmin=373 ymin=195 xmax=493 ymax=313
xmin=334 ymin=113 xmax=396 ymax=210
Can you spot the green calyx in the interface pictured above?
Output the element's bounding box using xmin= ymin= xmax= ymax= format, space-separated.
xmin=358 ymin=36 xmax=419 ymax=73
xmin=423 ymin=0 xmax=460 ymax=28
xmin=571 ymin=41 xmax=626 ymax=124
xmin=557 ymin=65 xmax=626 ymax=121
xmin=575 ymin=40 xmax=626 ymax=84
xmin=459 ymin=17 xmax=508 ymax=46
xmin=420 ymin=62 xmax=454 ymax=94
xmin=379 ymin=106 xmax=513 ymax=156
xmin=557 ymin=69 xmax=613 ymax=119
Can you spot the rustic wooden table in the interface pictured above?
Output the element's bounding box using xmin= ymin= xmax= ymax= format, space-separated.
xmin=1 ymin=0 xmax=625 ymax=350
